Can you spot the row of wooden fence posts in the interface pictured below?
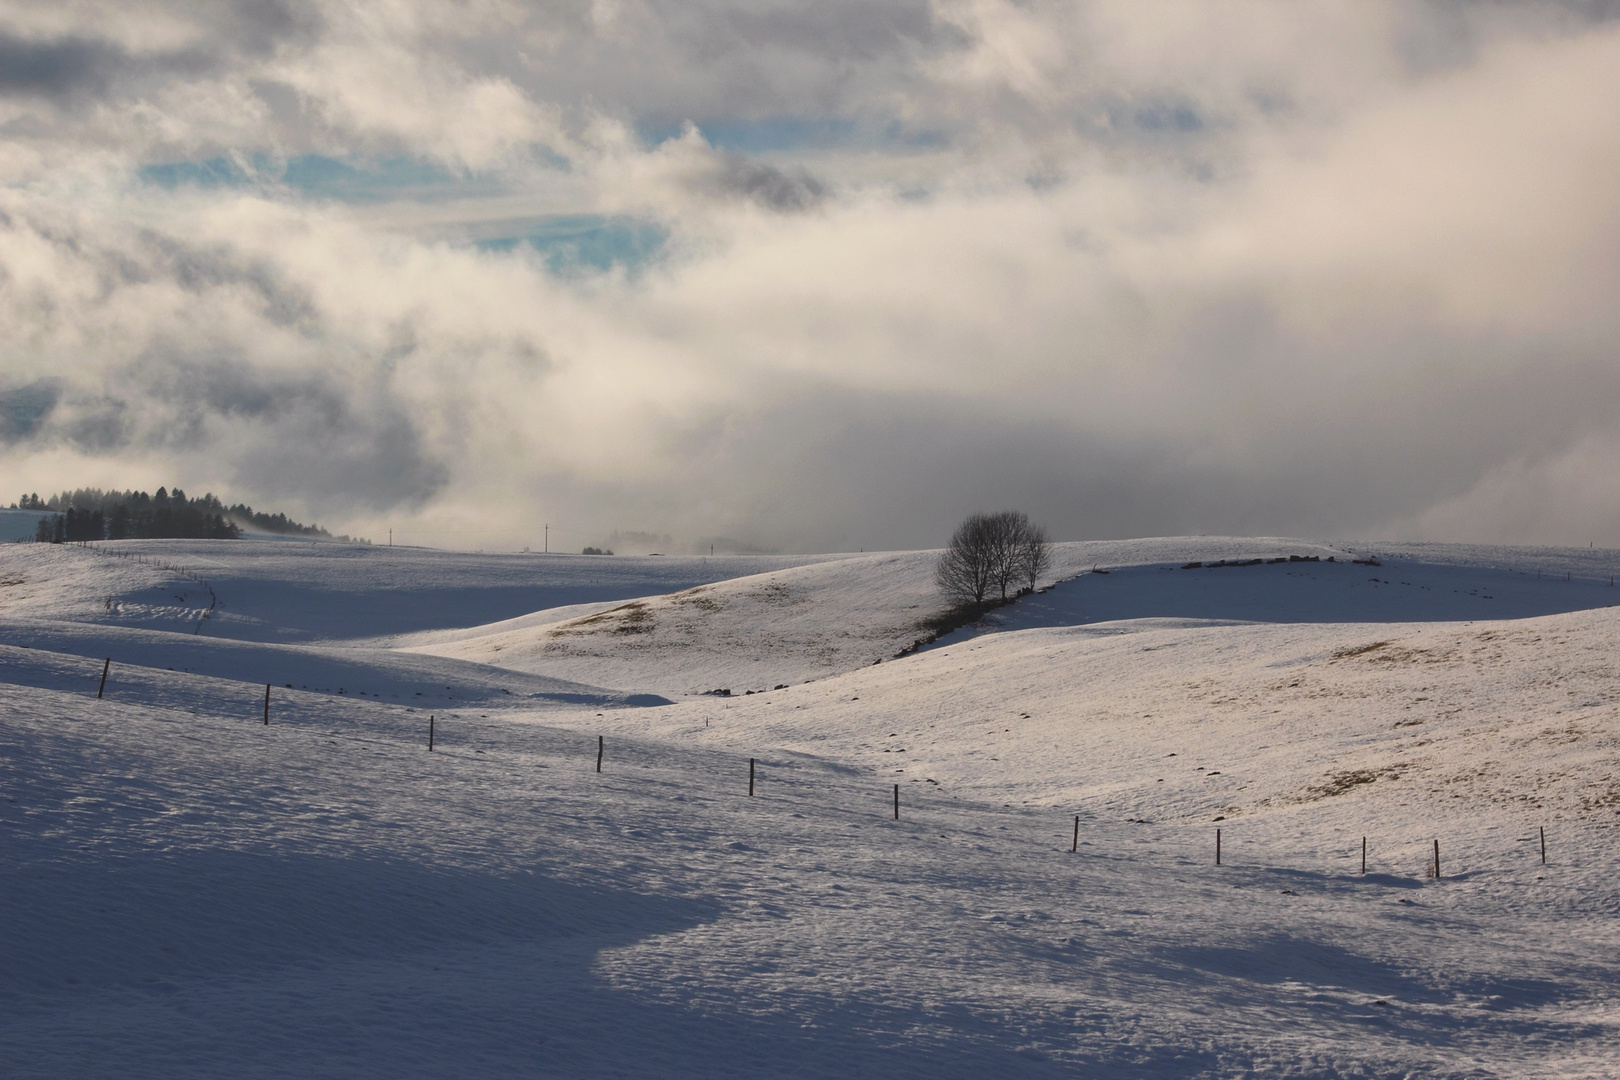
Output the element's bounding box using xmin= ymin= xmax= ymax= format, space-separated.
xmin=187 ymin=702 xmax=1593 ymax=877
xmin=1217 ymin=829 xmax=1550 ymax=875
xmin=98 ymin=659 xmax=272 ymax=724
xmin=95 ymin=665 xmax=437 ymax=744
xmin=585 ymin=739 xmax=900 ymax=816
xmin=585 ymin=741 xmax=1557 ymax=871
xmin=87 ymin=670 xmax=1567 ymax=874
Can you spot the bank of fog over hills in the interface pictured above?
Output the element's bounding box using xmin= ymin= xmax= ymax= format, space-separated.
xmin=3 ymin=535 xmax=1619 ymax=1077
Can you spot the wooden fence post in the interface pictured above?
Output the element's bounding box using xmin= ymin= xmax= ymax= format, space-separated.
xmin=749 ymin=758 xmax=755 ymax=796
xmin=1072 ymin=815 xmax=1079 ymax=853
xmin=1362 ymin=836 xmax=1366 ymax=875
xmin=596 ymin=735 xmax=603 ymax=773
xmin=429 ymin=715 xmax=435 ymax=751
xmin=98 ymin=658 xmax=110 ymax=699
xmin=893 ymin=784 xmax=899 ymax=820
xmin=1433 ymin=839 xmax=1441 ymax=879
xmin=263 ymin=684 xmax=270 ymax=725
xmin=1216 ymin=827 xmax=1221 ymax=866
xmin=1540 ymin=826 xmax=1546 ymax=865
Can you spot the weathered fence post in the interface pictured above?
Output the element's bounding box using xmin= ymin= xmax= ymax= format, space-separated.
xmin=98 ymin=658 xmax=110 ymax=699
xmin=1216 ymin=827 xmax=1222 ymax=866
xmin=749 ymin=757 xmax=755 ymax=796
xmin=1433 ymin=839 xmax=1441 ymax=879
xmin=263 ymin=683 xmax=270 ymax=725
xmin=597 ymin=734 xmax=603 ymax=773
xmin=1362 ymin=836 xmax=1366 ymax=875
xmin=429 ymin=715 xmax=435 ymax=751
xmin=893 ymin=784 xmax=899 ymax=821
xmin=1072 ymin=815 xmax=1079 ymax=853
xmin=1540 ymin=826 xmax=1546 ymax=865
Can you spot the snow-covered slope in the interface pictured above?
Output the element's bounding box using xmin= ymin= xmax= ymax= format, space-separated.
xmin=982 ymin=550 xmax=1620 ymax=632
xmin=407 ymin=537 xmax=1620 ymax=697
xmin=0 ymin=540 xmax=835 ymax=642
xmin=605 ymin=605 xmax=1620 ymax=836
xmin=403 ymin=549 xmax=951 ymax=696
xmin=4 ymin=535 xmax=1619 ymax=1077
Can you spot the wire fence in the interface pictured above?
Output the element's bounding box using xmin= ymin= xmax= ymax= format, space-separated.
xmin=5 ymin=646 xmax=1592 ymax=889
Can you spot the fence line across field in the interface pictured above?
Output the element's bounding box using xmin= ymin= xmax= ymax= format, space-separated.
xmin=449 ymin=717 xmax=1566 ymax=880
xmin=72 ymin=650 xmax=1569 ymax=882
xmin=70 ymin=540 xmax=220 ymax=633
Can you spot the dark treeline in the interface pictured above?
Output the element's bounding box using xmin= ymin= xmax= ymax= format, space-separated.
xmin=14 ymin=487 xmax=343 ymax=543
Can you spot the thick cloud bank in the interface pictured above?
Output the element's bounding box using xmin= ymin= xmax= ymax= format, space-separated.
xmin=2 ymin=1 xmax=1619 ymax=551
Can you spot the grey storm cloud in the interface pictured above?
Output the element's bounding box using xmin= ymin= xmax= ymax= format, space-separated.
xmin=3 ymin=205 xmax=317 ymax=332
xmin=0 ymin=193 xmax=447 ymax=514
xmin=0 ymin=3 xmax=317 ymax=106
xmin=708 ymin=156 xmax=826 ymax=212
xmin=0 ymin=378 xmax=61 ymax=445
xmin=143 ymin=353 xmax=450 ymax=511
xmin=0 ymin=32 xmax=233 ymax=107
xmin=434 ymin=0 xmax=960 ymax=129
xmin=138 ymin=233 xmax=319 ymax=331
xmin=22 ymin=353 xmax=452 ymax=513
xmin=0 ymin=33 xmax=137 ymax=101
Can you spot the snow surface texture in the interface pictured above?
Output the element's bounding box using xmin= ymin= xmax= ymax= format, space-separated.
xmin=3 ymin=536 xmax=1619 ymax=1077
xmin=0 ymin=539 xmax=835 ymax=642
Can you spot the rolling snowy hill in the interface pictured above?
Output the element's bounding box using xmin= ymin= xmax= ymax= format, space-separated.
xmin=3 ymin=535 xmax=1618 ymax=1077
xmin=404 ymin=537 xmax=1620 ymax=697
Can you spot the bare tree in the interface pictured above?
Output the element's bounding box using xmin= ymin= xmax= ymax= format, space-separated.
xmin=937 ymin=510 xmax=1052 ymax=606
xmin=936 ymin=513 xmax=996 ymax=605
xmin=1017 ymin=519 xmax=1050 ymax=593
xmin=984 ymin=511 xmax=1025 ymax=601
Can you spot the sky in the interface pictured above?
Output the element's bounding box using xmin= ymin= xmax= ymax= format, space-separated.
xmin=2 ymin=1 xmax=1619 ymax=554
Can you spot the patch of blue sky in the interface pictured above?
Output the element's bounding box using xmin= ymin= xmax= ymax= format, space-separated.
xmin=477 ymin=215 xmax=668 ymax=277
xmin=139 ymin=157 xmax=254 ymax=189
xmin=138 ymin=153 xmax=505 ymax=203
xmin=280 ymin=155 xmax=481 ymax=201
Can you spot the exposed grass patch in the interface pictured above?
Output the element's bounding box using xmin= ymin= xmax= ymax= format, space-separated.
xmin=894 ymin=597 xmax=1021 ymax=658
xmin=551 ymin=600 xmax=655 ymax=637
xmin=1333 ymin=641 xmax=1391 ymax=660
xmin=1305 ymin=765 xmax=1407 ymax=800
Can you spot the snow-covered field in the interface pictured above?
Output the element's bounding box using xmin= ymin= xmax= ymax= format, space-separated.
xmin=3 ymin=536 xmax=1618 ymax=1077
